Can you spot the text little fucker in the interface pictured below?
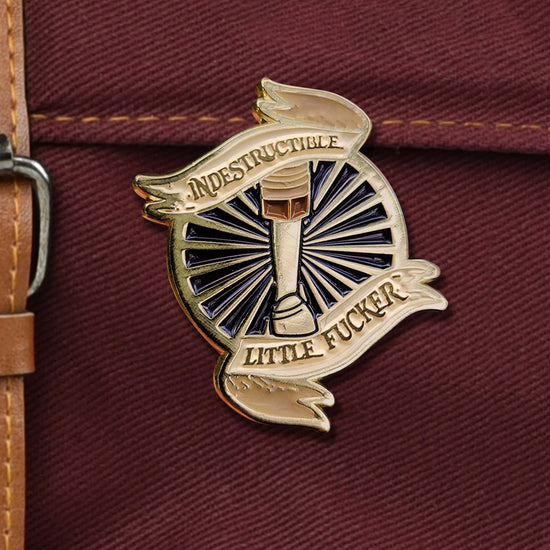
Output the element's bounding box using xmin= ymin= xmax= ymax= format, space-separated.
xmin=242 ymin=279 xmax=409 ymax=367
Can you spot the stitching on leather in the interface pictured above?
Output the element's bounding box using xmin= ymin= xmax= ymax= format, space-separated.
xmin=5 ymin=0 xmax=18 ymax=547
xmin=6 ymin=0 xmax=19 ymax=315
xmin=29 ymin=113 xmax=550 ymax=131
xmin=9 ymin=184 xmax=19 ymax=315
xmin=6 ymin=0 xmax=16 ymax=149
xmin=3 ymin=379 xmax=12 ymax=550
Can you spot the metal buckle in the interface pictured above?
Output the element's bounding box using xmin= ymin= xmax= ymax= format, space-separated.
xmin=0 ymin=134 xmax=51 ymax=296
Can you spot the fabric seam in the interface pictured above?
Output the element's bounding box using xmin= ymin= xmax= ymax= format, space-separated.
xmin=29 ymin=113 xmax=550 ymax=132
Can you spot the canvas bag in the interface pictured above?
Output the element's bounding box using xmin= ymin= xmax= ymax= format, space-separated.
xmin=2 ymin=0 xmax=550 ymax=548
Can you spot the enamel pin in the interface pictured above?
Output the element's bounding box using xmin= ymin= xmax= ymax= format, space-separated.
xmin=133 ymin=80 xmax=447 ymax=431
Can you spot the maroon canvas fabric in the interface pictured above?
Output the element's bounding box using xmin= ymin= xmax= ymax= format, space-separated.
xmin=25 ymin=145 xmax=550 ymax=549
xmin=18 ymin=0 xmax=550 ymax=548
xmin=24 ymin=0 xmax=550 ymax=154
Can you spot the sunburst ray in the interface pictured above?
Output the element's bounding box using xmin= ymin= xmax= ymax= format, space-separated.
xmin=304 ymin=194 xmax=383 ymax=243
xmin=306 ymin=244 xmax=397 ymax=255
xmin=302 ymin=254 xmax=360 ymax=290
xmin=304 ymin=218 xmax=393 ymax=246
xmin=190 ymin=257 xmax=271 ymax=297
xmin=217 ymin=201 xmax=269 ymax=235
xmin=311 ymin=160 xmax=344 ymax=212
xmin=300 ymin=265 xmax=330 ymax=314
xmin=197 ymin=258 xmax=271 ymax=301
xmin=302 ymin=249 xmax=386 ymax=276
xmin=306 ymin=169 xmax=364 ymax=236
xmin=190 ymin=217 xmax=269 ymax=244
xmin=183 ymin=251 xmax=269 ymax=275
xmin=239 ymin=188 xmax=260 ymax=216
xmin=200 ymin=264 xmax=271 ymax=320
xmin=301 ymin=258 xmax=347 ymax=302
xmin=216 ymin=268 xmax=273 ymax=337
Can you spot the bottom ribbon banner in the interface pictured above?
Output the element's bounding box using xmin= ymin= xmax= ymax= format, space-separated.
xmin=216 ymin=260 xmax=447 ymax=431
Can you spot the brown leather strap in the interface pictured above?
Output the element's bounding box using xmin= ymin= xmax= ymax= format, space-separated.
xmin=0 ymin=314 xmax=34 ymax=376
xmin=0 ymin=0 xmax=29 ymax=155
xmin=0 ymin=0 xmax=33 ymax=548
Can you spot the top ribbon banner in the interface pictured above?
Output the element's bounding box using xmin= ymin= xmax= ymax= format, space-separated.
xmin=134 ymin=79 xmax=372 ymax=219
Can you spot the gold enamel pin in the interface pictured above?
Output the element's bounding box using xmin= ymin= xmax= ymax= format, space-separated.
xmin=133 ymin=80 xmax=447 ymax=431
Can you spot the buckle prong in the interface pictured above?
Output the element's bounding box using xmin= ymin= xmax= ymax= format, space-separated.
xmin=0 ymin=134 xmax=51 ymax=296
